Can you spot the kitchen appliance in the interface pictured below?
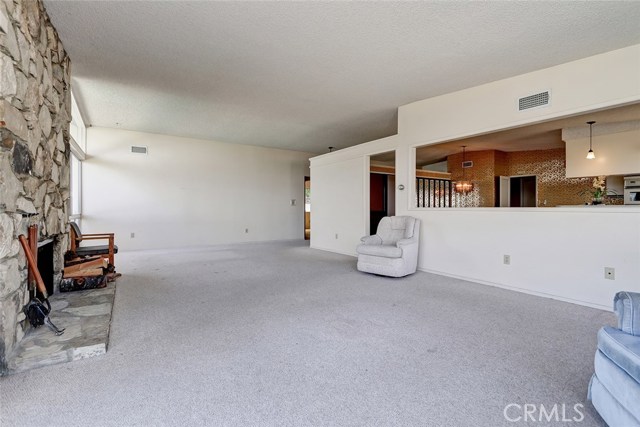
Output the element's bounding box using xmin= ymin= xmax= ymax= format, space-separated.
xmin=623 ymin=176 xmax=640 ymax=205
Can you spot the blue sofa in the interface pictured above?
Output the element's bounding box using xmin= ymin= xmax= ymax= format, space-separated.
xmin=589 ymin=291 xmax=640 ymax=426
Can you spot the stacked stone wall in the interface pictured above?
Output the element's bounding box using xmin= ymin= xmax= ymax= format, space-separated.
xmin=0 ymin=0 xmax=71 ymax=373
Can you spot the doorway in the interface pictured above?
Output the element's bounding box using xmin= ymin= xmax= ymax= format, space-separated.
xmin=369 ymin=151 xmax=396 ymax=234
xmin=509 ymin=175 xmax=537 ymax=207
xmin=496 ymin=175 xmax=537 ymax=207
xmin=304 ymin=177 xmax=311 ymax=240
xmin=370 ymin=173 xmax=388 ymax=235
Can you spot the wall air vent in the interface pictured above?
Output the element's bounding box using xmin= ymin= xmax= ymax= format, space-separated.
xmin=131 ymin=146 xmax=148 ymax=154
xmin=462 ymin=161 xmax=473 ymax=168
xmin=518 ymin=91 xmax=550 ymax=111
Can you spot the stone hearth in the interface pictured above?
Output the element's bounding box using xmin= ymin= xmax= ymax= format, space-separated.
xmin=6 ymin=282 xmax=115 ymax=375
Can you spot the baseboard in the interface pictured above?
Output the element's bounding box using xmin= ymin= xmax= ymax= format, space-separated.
xmin=310 ymin=245 xmax=357 ymax=258
xmin=417 ymin=267 xmax=612 ymax=312
xmin=120 ymin=238 xmax=306 ymax=253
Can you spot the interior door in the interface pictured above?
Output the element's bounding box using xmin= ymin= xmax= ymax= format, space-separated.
xmin=498 ymin=176 xmax=510 ymax=207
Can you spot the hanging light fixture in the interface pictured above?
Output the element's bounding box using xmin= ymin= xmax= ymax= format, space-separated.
xmin=454 ymin=146 xmax=474 ymax=193
xmin=586 ymin=121 xmax=596 ymax=160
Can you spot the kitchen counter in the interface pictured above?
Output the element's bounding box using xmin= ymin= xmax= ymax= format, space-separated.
xmin=553 ymin=205 xmax=640 ymax=213
xmin=555 ymin=204 xmax=639 ymax=208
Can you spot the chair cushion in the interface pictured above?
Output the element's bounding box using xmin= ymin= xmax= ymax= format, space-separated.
xmin=614 ymin=291 xmax=640 ymax=336
xmin=597 ymin=326 xmax=640 ymax=385
xmin=376 ymin=216 xmax=416 ymax=245
xmin=76 ymin=245 xmax=119 ymax=256
xmin=392 ymin=216 xmax=416 ymax=239
xmin=356 ymin=244 xmax=402 ymax=258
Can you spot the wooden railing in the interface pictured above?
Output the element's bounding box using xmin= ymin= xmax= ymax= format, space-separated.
xmin=416 ymin=177 xmax=453 ymax=208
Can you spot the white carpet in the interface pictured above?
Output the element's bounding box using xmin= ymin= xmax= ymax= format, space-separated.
xmin=0 ymin=241 xmax=612 ymax=426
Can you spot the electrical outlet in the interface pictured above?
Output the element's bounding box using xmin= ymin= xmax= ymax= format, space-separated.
xmin=245 ymin=228 xmax=249 ymax=234
xmin=130 ymin=232 xmax=135 ymax=238
xmin=335 ymin=233 xmax=339 ymax=239
xmin=605 ymin=267 xmax=615 ymax=280
xmin=503 ymin=255 xmax=511 ymax=265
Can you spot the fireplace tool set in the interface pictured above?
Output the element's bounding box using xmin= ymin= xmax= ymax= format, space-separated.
xmin=18 ymin=223 xmax=65 ymax=336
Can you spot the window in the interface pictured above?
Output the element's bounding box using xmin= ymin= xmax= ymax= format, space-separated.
xmin=70 ymin=153 xmax=82 ymax=220
xmin=68 ymin=90 xmax=86 ymax=224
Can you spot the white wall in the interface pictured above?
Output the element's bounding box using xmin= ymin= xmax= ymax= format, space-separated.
xmin=310 ymin=156 xmax=368 ymax=256
xmin=416 ymin=207 xmax=640 ymax=310
xmin=398 ymin=45 xmax=640 ymax=148
xmin=311 ymin=44 xmax=640 ymax=310
xmin=311 ymin=135 xmax=399 ymax=255
xmin=83 ymin=127 xmax=313 ymax=250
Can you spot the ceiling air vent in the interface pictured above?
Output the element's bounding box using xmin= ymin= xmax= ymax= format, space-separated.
xmin=518 ymin=91 xmax=550 ymax=111
xmin=131 ymin=146 xmax=148 ymax=154
xmin=462 ymin=161 xmax=473 ymax=168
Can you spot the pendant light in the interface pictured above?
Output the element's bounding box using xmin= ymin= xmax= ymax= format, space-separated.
xmin=586 ymin=121 xmax=596 ymax=160
xmin=454 ymin=146 xmax=474 ymax=193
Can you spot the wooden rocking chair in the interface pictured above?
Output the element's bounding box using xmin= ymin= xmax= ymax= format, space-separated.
xmin=69 ymin=222 xmax=118 ymax=266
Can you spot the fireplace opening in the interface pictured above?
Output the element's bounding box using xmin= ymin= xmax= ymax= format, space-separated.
xmin=37 ymin=238 xmax=55 ymax=296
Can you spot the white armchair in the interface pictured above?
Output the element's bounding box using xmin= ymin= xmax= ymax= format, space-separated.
xmin=356 ymin=216 xmax=421 ymax=277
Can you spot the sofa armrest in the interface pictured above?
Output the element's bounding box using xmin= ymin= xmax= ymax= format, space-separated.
xmin=360 ymin=235 xmax=382 ymax=245
xmin=76 ymin=234 xmax=116 ymax=266
xmin=79 ymin=233 xmax=114 ymax=240
xmin=614 ymin=291 xmax=640 ymax=336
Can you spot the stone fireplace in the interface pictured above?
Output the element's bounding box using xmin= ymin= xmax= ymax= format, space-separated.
xmin=0 ymin=0 xmax=71 ymax=373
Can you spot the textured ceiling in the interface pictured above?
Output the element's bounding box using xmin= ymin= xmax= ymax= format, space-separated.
xmin=43 ymin=1 xmax=640 ymax=154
